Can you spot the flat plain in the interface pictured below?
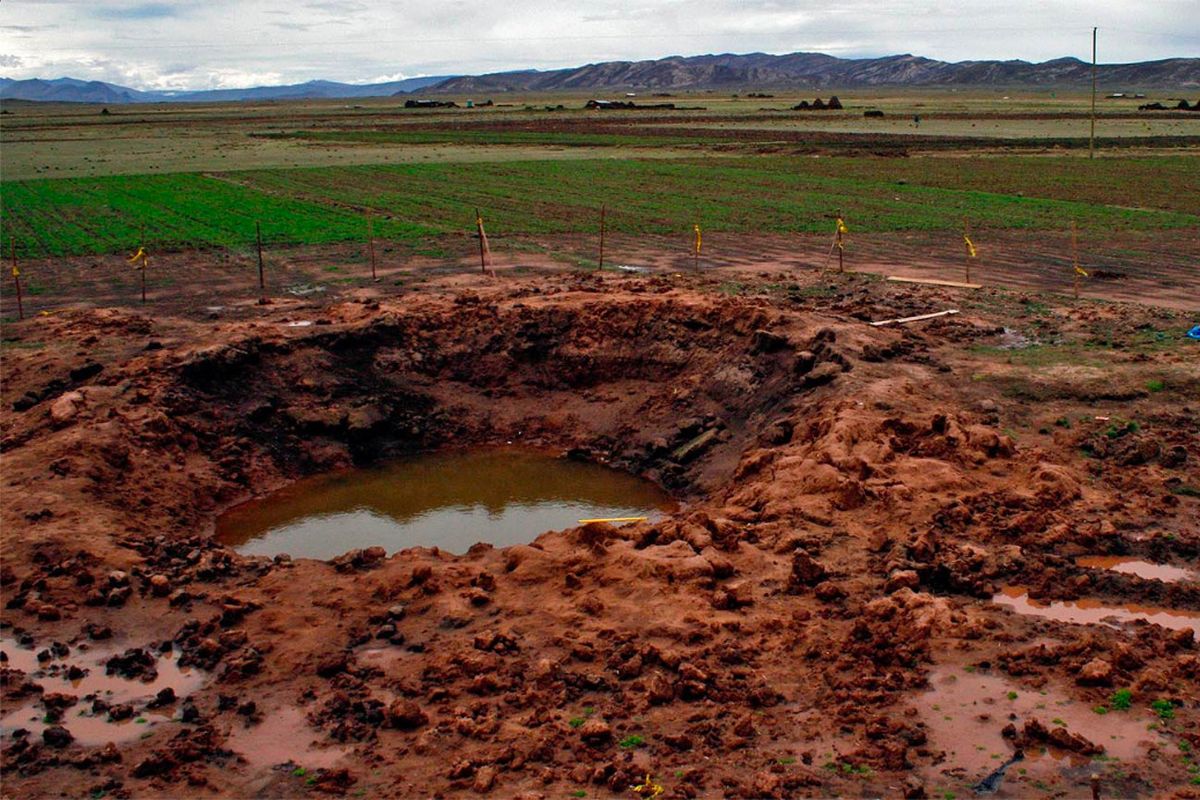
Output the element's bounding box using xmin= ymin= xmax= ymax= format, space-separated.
xmin=1 ymin=86 xmax=1198 ymax=800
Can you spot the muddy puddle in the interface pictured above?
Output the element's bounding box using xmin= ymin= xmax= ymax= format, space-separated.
xmin=0 ymin=635 xmax=208 ymax=747
xmin=994 ymin=587 xmax=1199 ymax=638
xmin=215 ymin=448 xmax=675 ymax=559
xmin=226 ymin=706 xmax=347 ymax=771
xmin=921 ymin=665 xmax=1156 ymax=796
xmin=1075 ymin=556 xmax=1197 ymax=583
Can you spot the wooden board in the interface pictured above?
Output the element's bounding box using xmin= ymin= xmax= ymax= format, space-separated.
xmin=886 ymin=276 xmax=982 ymax=289
xmin=869 ymin=309 xmax=960 ymax=327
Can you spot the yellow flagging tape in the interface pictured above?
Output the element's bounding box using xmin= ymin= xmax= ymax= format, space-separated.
xmin=578 ymin=516 xmax=648 ymax=524
xmin=964 ymin=234 xmax=977 ymax=258
xmin=1075 ymin=265 xmax=1088 ymax=277
xmin=632 ymin=774 xmax=664 ymax=798
xmin=693 ymin=224 xmax=702 ymax=254
xmin=836 ymin=217 xmax=848 ymax=234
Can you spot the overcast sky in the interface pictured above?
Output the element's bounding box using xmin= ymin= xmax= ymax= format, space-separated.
xmin=2 ymin=0 xmax=1197 ymax=90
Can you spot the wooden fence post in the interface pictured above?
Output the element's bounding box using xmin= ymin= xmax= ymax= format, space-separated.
xmin=598 ymin=204 xmax=606 ymax=271
xmin=256 ymin=222 xmax=265 ymax=293
xmin=10 ymin=240 xmax=23 ymax=320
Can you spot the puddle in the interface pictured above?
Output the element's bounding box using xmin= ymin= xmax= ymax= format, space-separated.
xmin=922 ymin=665 xmax=1154 ymax=795
xmin=215 ymin=448 xmax=674 ymax=559
xmin=0 ymin=636 xmax=208 ymax=747
xmin=1075 ymin=556 xmax=1196 ymax=583
xmin=995 ymin=327 xmax=1039 ymax=350
xmin=284 ymin=283 xmax=326 ymax=296
xmin=994 ymin=587 xmax=1200 ymax=638
xmin=226 ymin=706 xmax=346 ymax=770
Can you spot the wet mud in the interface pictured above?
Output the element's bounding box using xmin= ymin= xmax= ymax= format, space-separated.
xmin=1 ymin=269 xmax=1197 ymax=798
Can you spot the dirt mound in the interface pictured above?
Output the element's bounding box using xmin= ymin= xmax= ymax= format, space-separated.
xmin=2 ymin=271 xmax=1197 ymax=798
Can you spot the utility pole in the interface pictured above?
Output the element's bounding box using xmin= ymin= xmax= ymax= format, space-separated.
xmin=1090 ymin=27 xmax=1097 ymax=160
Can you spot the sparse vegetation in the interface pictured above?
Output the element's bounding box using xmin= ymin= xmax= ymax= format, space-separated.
xmin=1152 ymin=699 xmax=1176 ymax=721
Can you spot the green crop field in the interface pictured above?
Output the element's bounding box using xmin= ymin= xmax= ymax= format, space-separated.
xmin=2 ymin=155 xmax=1198 ymax=258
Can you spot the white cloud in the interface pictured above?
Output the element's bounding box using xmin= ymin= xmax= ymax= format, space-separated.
xmin=0 ymin=0 xmax=1195 ymax=90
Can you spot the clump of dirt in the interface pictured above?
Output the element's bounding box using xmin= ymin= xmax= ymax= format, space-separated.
xmin=1 ymin=270 xmax=1197 ymax=798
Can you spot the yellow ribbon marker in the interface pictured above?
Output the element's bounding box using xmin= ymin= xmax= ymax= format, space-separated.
xmin=693 ymin=224 xmax=702 ymax=254
xmin=578 ymin=516 xmax=648 ymax=525
xmin=963 ymin=235 xmax=977 ymax=259
xmin=129 ymin=245 xmax=149 ymax=303
xmin=474 ymin=210 xmax=492 ymax=274
xmin=632 ymin=774 xmax=664 ymax=798
xmin=11 ymin=264 xmax=19 ymax=278
xmin=1075 ymin=265 xmax=1088 ymax=277
xmin=836 ymin=218 xmax=849 ymax=235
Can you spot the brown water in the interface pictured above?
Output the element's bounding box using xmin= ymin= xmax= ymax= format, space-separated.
xmin=1075 ymin=556 xmax=1196 ymax=583
xmin=994 ymin=587 xmax=1200 ymax=638
xmin=226 ymin=706 xmax=347 ymax=770
xmin=921 ymin=665 xmax=1155 ymax=796
xmin=215 ymin=448 xmax=675 ymax=560
xmin=0 ymin=636 xmax=207 ymax=746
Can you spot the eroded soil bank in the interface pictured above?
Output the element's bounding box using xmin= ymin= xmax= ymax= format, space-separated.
xmin=2 ymin=270 xmax=1198 ymax=799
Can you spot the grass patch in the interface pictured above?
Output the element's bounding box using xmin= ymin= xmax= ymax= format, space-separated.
xmin=3 ymin=154 xmax=1198 ymax=258
xmin=1152 ymin=699 xmax=1176 ymax=721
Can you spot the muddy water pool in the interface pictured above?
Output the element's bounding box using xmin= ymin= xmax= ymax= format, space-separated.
xmin=216 ymin=448 xmax=675 ymax=559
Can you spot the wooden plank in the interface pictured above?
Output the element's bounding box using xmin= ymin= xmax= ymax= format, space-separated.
xmin=869 ymin=309 xmax=960 ymax=327
xmin=886 ymin=276 xmax=982 ymax=289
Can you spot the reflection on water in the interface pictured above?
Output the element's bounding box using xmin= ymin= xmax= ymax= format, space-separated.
xmin=994 ymin=587 xmax=1199 ymax=638
xmin=921 ymin=665 xmax=1153 ymax=795
xmin=215 ymin=448 xmax=675 ymax=559
xmin=226 ymin=706 xmax=346 ymax=770
xmin=1075 ymin=556 xmax=1196 ymax=584
xmin=0 ymin=636 xmax=207 ymax=746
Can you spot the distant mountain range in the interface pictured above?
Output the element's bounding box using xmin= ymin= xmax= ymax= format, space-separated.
xmin=0 ymin=75 xmax=449 ymax=104
xmin=427 ymin=52 xmax=1200 ymax=93
xmin=3 ymin=51 xmax=1197 ymax=105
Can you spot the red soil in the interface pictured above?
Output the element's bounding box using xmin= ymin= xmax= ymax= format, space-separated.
xmin=2 ymin=269 xmax=1197 ymax=799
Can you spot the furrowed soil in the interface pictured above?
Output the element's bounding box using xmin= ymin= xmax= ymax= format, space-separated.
xmin=1 ymin=268 xmax=1198 ymax=800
